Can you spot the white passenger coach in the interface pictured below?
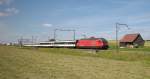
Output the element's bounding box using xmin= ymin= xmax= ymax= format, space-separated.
xmin=23 ymin=40 xmax=76 ymax=48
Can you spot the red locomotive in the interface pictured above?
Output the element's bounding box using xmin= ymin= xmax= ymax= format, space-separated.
xmin=76 ymin=37 xmax=109 ymax=49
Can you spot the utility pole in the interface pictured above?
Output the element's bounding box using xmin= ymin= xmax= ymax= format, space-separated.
xmin=116 ymin=23 xmax=119 ymax=53
xmin=73 ymin=30 xmax=76 ymax=40
xmin=31 ymin=36 xmax=34 ymax=48
xmin=19 ymin=36 xmax=23 ymax=47
xmin=116 ymin=23 xmax=129 ymax=53
xmin=54 ymin=29 xmax=58 ymax=40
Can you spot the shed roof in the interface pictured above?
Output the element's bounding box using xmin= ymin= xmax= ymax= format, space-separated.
xmin=120 ymin=33 xmax=140 ymax=42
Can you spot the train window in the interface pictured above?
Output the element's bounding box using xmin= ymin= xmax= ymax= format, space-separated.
xmin=100 ymin=38 xmax=108 ymax=43
xmin=54 ymin=41 xmax=75 ymax=44
xmin=54 ymin=42 xmax=65 ymax=44
xmin=68 ymin=42 xmax=75 ymax=44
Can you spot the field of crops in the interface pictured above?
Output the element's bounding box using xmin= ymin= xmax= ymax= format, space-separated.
xmin=0 ymin=41 xmax=150 ymax=79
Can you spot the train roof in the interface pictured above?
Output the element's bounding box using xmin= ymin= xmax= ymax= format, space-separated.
xmin=39 ymin=40 xmax=76 ymax=44
xmin=79 ymin=37 xmax=108 ymax=42
xmin=80 ymin=37 xmax=106 ymax=40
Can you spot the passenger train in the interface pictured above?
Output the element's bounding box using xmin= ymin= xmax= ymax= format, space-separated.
xmin=23 ymin=37 xmax=109 ymax=49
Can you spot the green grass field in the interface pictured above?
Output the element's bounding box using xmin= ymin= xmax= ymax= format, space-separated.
xmin=0 ymin=41 xmax=150 ymax=79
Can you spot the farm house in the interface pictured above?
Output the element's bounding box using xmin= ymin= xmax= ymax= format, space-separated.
xmin=120 ymin=33 xmax=145 ymax=48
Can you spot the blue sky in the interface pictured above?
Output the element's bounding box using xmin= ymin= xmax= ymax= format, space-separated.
xmin=0 ymin=0 xmax=150 ymax=42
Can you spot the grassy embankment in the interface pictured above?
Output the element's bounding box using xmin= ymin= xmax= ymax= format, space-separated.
xmin=0 ymin=41 xmax=150 ymax=79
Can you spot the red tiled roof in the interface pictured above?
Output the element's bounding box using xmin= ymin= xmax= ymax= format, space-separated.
xmin=120 ymin=34 xmax=140 ymax=42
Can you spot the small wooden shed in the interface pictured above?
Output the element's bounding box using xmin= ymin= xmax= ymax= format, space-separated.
xmin=120 ymin=33 xmax=145 ymax=48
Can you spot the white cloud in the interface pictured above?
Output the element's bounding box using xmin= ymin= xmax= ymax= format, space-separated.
xmin=0 ymin=0 xmax=13 ymax=5
xmin=0 ymin=8 xmax=19 ymax=16
xmin=0 ymin=0 xmax=19 ymax=17
xmin=5 ymin=8 xmax=19 ymax=14
xmin=43 ymin=23 xmax=53 ymax=27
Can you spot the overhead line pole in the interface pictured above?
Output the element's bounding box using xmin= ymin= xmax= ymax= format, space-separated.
xmin=116 ymin=23 xmax=129 ymax=53
xmin=54 ymin=29 xmax=58 ymax=40
xmin=73 ymin=30 xmax=75 ymax=40
xmin=116 ymin=23 xmax=119 ymax=53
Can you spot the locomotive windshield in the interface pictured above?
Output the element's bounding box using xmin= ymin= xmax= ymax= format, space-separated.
xmin=100 ymin=38 xmax=108 ymax=43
